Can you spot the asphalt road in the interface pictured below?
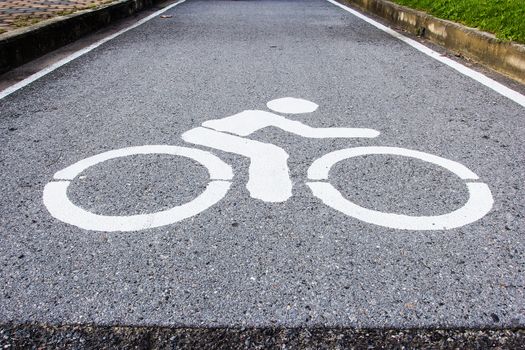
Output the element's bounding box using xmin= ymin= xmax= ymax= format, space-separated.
xmin=0 ymin=0 xmax=524 ymax=331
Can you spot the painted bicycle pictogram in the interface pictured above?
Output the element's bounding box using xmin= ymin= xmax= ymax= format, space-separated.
xmin=43 ymin=97 xmax=493 ymax=232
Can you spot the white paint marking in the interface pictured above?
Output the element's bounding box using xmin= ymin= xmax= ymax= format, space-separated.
xmin=307 ymin=146 xmax=494 ymax=230
xmin=53 ymin=145 xmax=233 ymax=180
xmin=307 ymin=182 xmax=493 ymax=230
xmin=182 ymin=127 xmax=292 ymax=202
xmin=307 ymin=146 xmax=480 ymax=180
xmin=203 ymin=109 xmax=380 ymax=138
xmin=267 ymin=97 xmax=319 ymax=114
xmin=192 ymin=108 xmax=379 ymax=202
xmin=44 ymin=180 xmax=231 ymax=232
xmin=42 ymin=98 xmax=495 ymax=231
xmin=43 ymin=145 xmax=232 ymax=232
xmin=0 ymin=0 xmax=186 ymax=100
xmin=326 ymin=0 xmax=525 ymax=108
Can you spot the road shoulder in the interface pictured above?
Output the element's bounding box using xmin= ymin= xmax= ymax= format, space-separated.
xmin=336 ymin=0 xmax=525 ymax=85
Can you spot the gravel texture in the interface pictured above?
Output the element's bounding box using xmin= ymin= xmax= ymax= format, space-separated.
xmin=1 ymin=324 xmax=524 ymax=349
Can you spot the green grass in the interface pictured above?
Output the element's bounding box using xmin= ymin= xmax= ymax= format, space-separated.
xmin=389 ymin=0 xmax=525 ymax=43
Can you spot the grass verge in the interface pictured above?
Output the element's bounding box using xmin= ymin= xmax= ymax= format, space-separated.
xmin=389 ymin=0 xmax=525 ymax=43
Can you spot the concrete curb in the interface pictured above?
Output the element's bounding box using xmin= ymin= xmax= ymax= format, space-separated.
xmin=339 ymin=0 xmax=525 ymax=85
xmin=0 ymin=0 xmax=165 ymax=74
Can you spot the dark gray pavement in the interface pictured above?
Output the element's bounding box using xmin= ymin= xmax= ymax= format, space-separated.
xmin=2 ymin=324 xmax=525 ymax=349
xmin=0 ymin=0 xmax=524 ymax=330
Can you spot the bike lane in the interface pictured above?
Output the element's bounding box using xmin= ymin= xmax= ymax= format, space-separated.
xmin=0 ymin=0 xmax=524 ymax=330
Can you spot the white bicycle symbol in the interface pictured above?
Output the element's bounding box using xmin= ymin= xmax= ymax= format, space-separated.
xmin=43 ymin=97 xmax=493 ymax=232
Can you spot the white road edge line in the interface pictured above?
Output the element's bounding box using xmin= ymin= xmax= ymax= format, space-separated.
xmin=0 ymin=0 xmax=186 ymax=100
xmin=326 ymin=0 xmax=525 ymax=108
xmin=1 ymin=0 xmax=523 ymax=108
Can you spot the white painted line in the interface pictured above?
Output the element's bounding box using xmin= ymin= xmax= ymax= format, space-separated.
xmin=43 ymin=145 xmax=232 ymax=232
xmin=187 ymin=102 xmax=378 ymax=203
xmin=42 ymin=98 xmax=496 ymax=231
xmin=202 ymin=108 xmax=380 ymax=138
xmin=307 ymin=146 xmax=480 ymax=180
xmin=307 ymin=146 xmax=494 ymax=230
xmin=326 ymin=0 xmax=525 ymax=108
xmin=0 ymin=0 xmax=186 ymax=101
xmin=307 ymin=181 xmax=493 ymax=230
xmin=53 ymin=144 xmax=233 ymax=180
xmin=44 ymin=179 xmax=231 ymax=232
xmin=182 ymin=126 xmax=293 ymax=202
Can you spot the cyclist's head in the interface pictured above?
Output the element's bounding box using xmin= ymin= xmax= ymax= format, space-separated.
xmin=267 ymin=97 xmax=318 ymax=114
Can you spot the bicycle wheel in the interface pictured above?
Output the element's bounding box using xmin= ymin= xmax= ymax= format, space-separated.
xmin=306 ymin=146 xmax=493 ymax=230
xmin=43 ymin=145 xmax=233 ymax=232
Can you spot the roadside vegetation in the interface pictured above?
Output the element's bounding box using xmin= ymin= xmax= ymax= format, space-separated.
xmin=390 ymin=0 xmax=525 ymax=43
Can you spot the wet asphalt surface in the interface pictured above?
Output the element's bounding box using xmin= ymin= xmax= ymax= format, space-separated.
xmin=0 ymin=0 xmax=524 ymax=336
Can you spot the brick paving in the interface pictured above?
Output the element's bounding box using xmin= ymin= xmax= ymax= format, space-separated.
xmin=0 ymin=0 xmax=115 ymax=34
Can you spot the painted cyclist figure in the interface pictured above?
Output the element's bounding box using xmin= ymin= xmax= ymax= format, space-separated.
xmin=43 ymin=97 xmax=493 ymax=232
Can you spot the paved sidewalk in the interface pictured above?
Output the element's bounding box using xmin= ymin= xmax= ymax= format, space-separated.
xmin=0 ymin=0 xmax=114 ymax=34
